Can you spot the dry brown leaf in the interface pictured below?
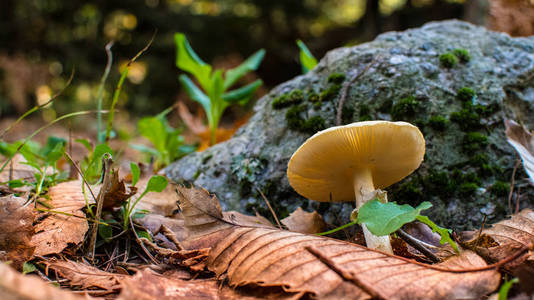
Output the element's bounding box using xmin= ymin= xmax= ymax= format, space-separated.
xmin=176 ymin=186 xmax=500 ymax=300
xmin=118 ymin=268 xmax=295 ymax=300
xmin=137 ymin=214 xmax=187 ymax=250
xmin=505 ymin=119 xmax=534 ymax=183
xmin=133 ymin=177 xmax=178 ymax=216
xmin=223 ymin=211 xmax=274 ymax=228
xmin=488 ymin=0 xmax=534 ymax=36
xmin=465 ymin=208 xmax=534 ymax=270
xmin=0 ymin=262 xmax=89 ymax=300
xmin=31 ymin=180 xmax=91 ymax=256
xmin=46 ymin=259 xmax=123 ymax=291
xmin=102 ymin=170 xmax=136 ymax=210
xmin=0 ymin=195 xmax=35 ymax=270
xmin=281 ymin=207 xmax=326 ymax=234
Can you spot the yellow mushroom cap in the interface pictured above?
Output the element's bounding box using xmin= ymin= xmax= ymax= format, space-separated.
xmin=287 ymin=120 xmax=425 ymax=202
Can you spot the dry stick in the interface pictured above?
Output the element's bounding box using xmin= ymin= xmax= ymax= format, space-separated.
xmin=396 ymin=229 xmax=440 ymax=263
xmin=306 ymin=246 xmax=384 ymax=299
xmin=63 ymin=151 xmax=98 ymax=205
xmin=336 ymin=57 xmax=382 ymax=126
xmin=256 ymin=187 xmax=282 ymax=229
xmin=508 ymin=159 xmax=521 ymax=214
xmin=515 ymin=186 xmax=522 ymax=214
xmin=475 ymin=215 xmax=488 ymax=247
xmin=88 ymin=154 xmax=113 ymax=260
xmin=129 ymin=216 xmax=160 ymax=265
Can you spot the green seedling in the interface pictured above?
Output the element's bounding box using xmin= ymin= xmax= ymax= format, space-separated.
xmin=498 ymin=278 xmax=518 ymax=300
xmin=122 ymin=175 xmax=168 ymax=229
xmin=357 ymin=199 xmax=459 ymax=253
xmin=296 ymin=39 xmax=318 ymax=74
xmin=76 ymin=140 xmax=114 ymax=184
xmin=131 ymin=107 xmax=196 ymax=170
xmin=317 ymin=199 xmax=459 ymax=253
xmin=175 ymin=33 xmax=265 ymax=145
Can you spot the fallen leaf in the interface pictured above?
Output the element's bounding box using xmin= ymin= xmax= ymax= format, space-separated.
xmin=118 ymin=268 xmax=295 ymax=300
xmin=504 ymin=119 xmax=534 ymax=183
xmin=31 ymin=180 xmax=91 ymax=256
xmin=46 ymin=259 xmax=123 ymax=291
xmin=102 ymin=170 xmax=136 ymax=210
xmin=0 ymin=262 xmax=88 ymax=300
xmin=0 ymin=195 xmax=35 ymax=270
xmin=281 ymin=207 xmax=326 ymax=234
xmin=137 ymin=214 xmax=187 ymax=250
xmin=133 ymin=177 xmax=177 ymax=216
xmin=176 ymin=186 xmax=500 ymax=299
xmin=465 ymin=208 xmax=534 ymax=270
xmin=223 ymin=211 xmax=275 ymax=228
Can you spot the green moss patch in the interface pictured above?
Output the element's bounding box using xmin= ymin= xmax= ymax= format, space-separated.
xmin=390 ymin=96 xmax=420 ymax=121
xmin=439 ymin=53 xmax=459 ymax=68
xmin=428 ymin=115 xmax=449 ymax=131
xmin=272 ymin=89 xmax=304 ymax=109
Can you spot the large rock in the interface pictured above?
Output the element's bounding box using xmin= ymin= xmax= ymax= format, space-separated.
xmin=166 ymin=20 xmax=534 ymax=230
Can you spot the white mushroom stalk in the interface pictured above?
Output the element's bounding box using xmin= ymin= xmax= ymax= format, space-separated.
xmin=287 ymin=120 xmax=425 ymax=255
xmin=353 ymin=168 xmax=393 ymax=253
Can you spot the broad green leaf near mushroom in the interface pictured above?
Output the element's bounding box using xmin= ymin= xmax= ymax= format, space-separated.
xmin=287 ymin=120 xmax=426 ymax=254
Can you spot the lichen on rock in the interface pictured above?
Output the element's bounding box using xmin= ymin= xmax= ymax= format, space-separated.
xmin=166 ymin=20 xmax=534 ymax=230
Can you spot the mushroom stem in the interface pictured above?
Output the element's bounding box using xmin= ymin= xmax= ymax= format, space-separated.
xmin=353 ymin=169 xmax=393 ymax=254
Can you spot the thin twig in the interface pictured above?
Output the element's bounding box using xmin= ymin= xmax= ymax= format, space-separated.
xmin=129 ymin=216 xmax=160 ymax=264
xmin=306 ymin=246 xmax=384 ymax=299
xmin=96 ymin=41 xmax=114 ymax=144
xmin=256 ymin=187 xmax=282 ymax=229
xmin=396 ymin=229 xmax=440 ymax=263
xmin=515 ymin=187 xmax=521 ymax=214
xmin=336 ymin=57 xmax=381 ymax=126
xmin=63 ymin=151 xmax=98 ymax=203
xmin=88 ymin=154 xmax=113 ymax=260
xmin=508 ymin=159 xmax=520 ymax=214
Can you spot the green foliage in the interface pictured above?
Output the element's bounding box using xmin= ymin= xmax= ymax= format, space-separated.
xmin=131 ymin=108 xmax=195 ymax=170
xmin=439 ymin=53 xmax=459 ymax=68
xmin=319 ymin=83 xmax=342 ymax=102
xmin=459 ymin=182 xmax=479 ymax=196
xmin=272 ymin=89 xmax=304 ymax=109
xmin=327 ymin=72 xmax=346 ymax=84
xmin=22 ymin=262 xmax=36 ymax=274
xmin=450 ymin=109 xmax=480 ymax=131
xmin=357 ymin=199 xmax=432 ymax=236
xmin=296 ymin=39 xmax=318 ymax=74
xmin=490 ymin=181 xmax=510 ymax=197
xmin=390 ymin=96 xmax=420 ymax=121
xmin=357 ymin=199 xmax=459 ymax=253
xmin=122 ymin=175 xmax=168 ymax=229
xmin=130 ymin=163 xmax=140 ymax=187
xmin=77 ymin=141 xmax=114 ymax=184
xmin=175 ymin=33 xmax=265 ymax=145
xmin=498 ymin=278 xmax=518 ymax=300
xmin=427 ymin=115 xmax=449 ymax=131
xmin=462 ymin=132 xmax=488 ymax=152
xmin=303 ymin=116 xmax=325 ymax=133
xmin=457 ymin=87 xmax=475 ymax=102
xmin=285 ymin=105 xmax=306 ymax=130
xmin=452 ymin=48 xmax=471 ymax=62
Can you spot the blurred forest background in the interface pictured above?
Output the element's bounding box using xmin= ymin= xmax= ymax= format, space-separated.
xmin=0 ymin=0 xmax=532 ymax=133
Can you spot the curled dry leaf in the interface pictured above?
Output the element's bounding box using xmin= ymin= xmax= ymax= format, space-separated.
xmin=176 ymin=186 xmax=500 ymax=300
xmin=504 ymin=119 xmax=534 ymax=183
xmin=102 ymin=170 xmax=136 ymax=210
xmin=281 ymin=207 xmax=326 ymax=234
xmin=0 ymin=195 xmax=35 ymax=270
xmin=46 ymin=259 xmax=123 ymax=291
xmin=31 ymin=180 xmax=92 ymax=256
xmin=118 ymin=269 xmax=289 ymax=300
xmin=465 ymin=208 xmax=534 ymax=270
xmin=0 ymin=262 xmax=88 ymax=300
xmin=137 ymin=214 xmax=187 ymax=250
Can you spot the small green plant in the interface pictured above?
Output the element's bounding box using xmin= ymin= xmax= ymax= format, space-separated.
xmin=439 ymin=53 xmax=459 ymax=68
xmin=296 ymin=39 xmax=318 ymax=74
xmin=390 ymin=96 xmax=420 ymax=121
xmin=131 ymin=107 xmax=196 ymax=170
xmin=457 ymin=87 xmax=475 ymax=102
xmin=175 ymin=33 xmax=265 ymax=145
xmin=121 ymin=174 xmax=168 ymax=229
xmin=76 ymin=140 xmax=114 ymax=184
xmin=498 ymin=278 xmax=518 ymax=300
xmin=428 ymin=115 xmax=449 ymax=131
xmin=490 ymin=181 xmax=510 ymax=197
xmin=272 ymin=89 xmax=304 ymax=109
xmin=452 ymin=48 xmax=471 ymax=62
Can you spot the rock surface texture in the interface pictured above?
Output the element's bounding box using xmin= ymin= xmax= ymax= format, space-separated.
xmin=166 ymin=20 xmax=534 ymax=230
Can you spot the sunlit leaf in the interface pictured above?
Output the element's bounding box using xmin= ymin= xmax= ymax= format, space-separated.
xmin=130 ymin=162 xmax=140 ymax=187
xmin=174 ymin=33 xmax=212 ymax=90
xmin=224 ymin=49 xmax=265 ymax=89
xmin=222 ymin=79 xmax=263 ymax=103
xmin=145 ymin=175 xmax=168 ymax=193
xmin=297 ymin=39 xmax=318 ymax=73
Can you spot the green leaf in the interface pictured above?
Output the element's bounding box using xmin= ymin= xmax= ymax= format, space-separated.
xmin=22 ymin=262 xmax=36 ymax=274
xmin=297 ymin=39 xmax=318 ymax=73
xmin=498 ymin=278 xmax=519 ymax=300
xmin=222 ymin=79 xmax=263 ymax=103
xmin=174 ymin=33 xmax=212 ymax=90
xmin=45 ymin=142 xmax=65 ymax=165
xmin=416 ymin=215 xmax=459 ymax=253
xmin=130 ymin=144 xmax=159 ymax=156
xmin=130 ymin=163 xmax=140 ymax=187
xmin=40 ymin=136 xmax=66 ymax=157
xmin=98 ymin=223 xmax=113 ymax=243
xmin=132 ymin=209 xmax=149 ymax=219
xmin=136 ymin=230 xmax=153 ymax=242
xmin=145 ymin=175 xmax=168 ymax=193
xmin=224 ymin=49 xmax=265 ymax=89
xmin=179 ymin=74 xmax=210 ymax=115
xmin=357 ymin=199 xmax=432 ymax=236
xmin=75 ymin=138 xmax=92 ymax=152
xmin=7 ymin=179 xmax=27 ymax=188
xmin=138 ymin=117 xmax=167 ymax=154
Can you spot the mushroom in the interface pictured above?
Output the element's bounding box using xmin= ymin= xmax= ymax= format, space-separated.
xmin=287 ymin=120 xmax=425 ymax=253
